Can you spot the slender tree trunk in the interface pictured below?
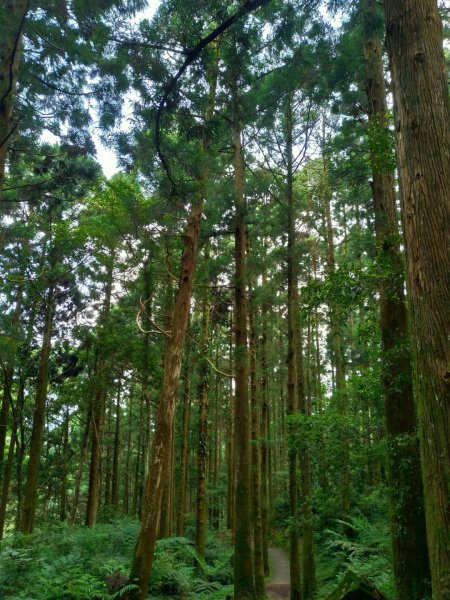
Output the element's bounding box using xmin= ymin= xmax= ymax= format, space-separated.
xmin=231 ymin=71 xmax=256 ymax=600
xmin=111 ymin=379 xmax=121 ymax=510
xmin=104 ymin=398 xmax=113 ymax=507
xmin=59 ymin=410 xmax=69 ymax=522
xmin=130 ymin=195 xmax=204 ymax=597
xmin=85 ymin=249 xmax=115 ymax=527
xmin=132 ymin=386 xmax=144 ymax=518
xmin=286 ymin=94 xmax=302 ymax=600
xmin=0 ymin=366 xmax=13 ymax=471
xmin=226 ymin=320 xmax=235 ymax=532
xmin=176 ymin=334 xmax=192 ymax=535
xmin=248 ymin=259 xmax=266 ymax=599
xmin=362 ymin=4 xmax=431 ymax=598
xmin=0 ymin=418 xmax=16 ymax=538
xmin=0 ymin=277 xmax=24 ymax=475
xmin=71 ymin=404 xmax=91 ymax=523
xmin=260 ymin=277 xmax=270 ymax=577
xmin=211 ymin=361 xmax=221 ymax=529
xmin=296 ymin=320 xmax=316 ymax=598
xmin=124 ymin=385 xmax=134 ymax=516
xmin=19 ymin=281 xmax=55 ymax=533
xmin=196 ymin=246 xmax=210 ymax=560
xmin=158 ymin=246 xmax=174 ymax=539
xmin=14 ymin=375 xmax=25 ymax=528
xmin=323 ymin=151 xmax=350 ymax=520
xmin=129 ymin=49 xmax=219 ymax=599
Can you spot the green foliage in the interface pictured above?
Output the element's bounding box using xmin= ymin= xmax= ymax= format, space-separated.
xmin=318 ymin=515 xmax=394 ymax=599
xmin=366 ymin=115 xmax=396 ymax=174
xmin=0 ymin=521 xmax=233 ymax=600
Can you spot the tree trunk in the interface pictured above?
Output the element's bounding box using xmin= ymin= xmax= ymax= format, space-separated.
xmin=248 ymin=258 xmax=266 ymax=599
xmin=129 ymin=48 xmax=219 ymax=599
xmin=362 ymin=4 xmax=431 ymax=598
xmin=176 ymin=334 xmax=193 ymax=535
xmin=123 ymin=385 xmax=134 ymax=516
xmin=85 ymin=249 xmax=115 ymax=527
xmin=19 ymin=280 xmax=55 ymax=533
xmin=0 ymin=418 xmax=16 ymax=538
xmin=104 ymin=398 xmax=112 ymax=507
xmin=231 ymin=71 xmax=256 ymax=600
xmin=226 ymin=319 xmax=235 ymax=532
xmin=260 ymin=275 xmax=270 ymax=577
xmin=59 ymin=410 xmax=69 ymax=521
xmin=323 ymin=150 xmax=350 ymax=521
xmin=0 ymin=275 xmax=24 ymax=475
xmin=297 ymin=320 xmax=316 ymax=598
xmin=196 ymin=246 xmax=210 ymax=561
xmin=14 ymin=375 xmax=25 ymax=528
xmin=111 ymin=379 xmax=121 ymax=510
xmin=71 ymin=405 xmax=91 ymax=523
xmin=383 ymin=3 xmax=450 ymax=598
xmin=158 ymin=245 xmax=174 ymax=539
xmin=286 ymin=94 xmax=302 ymax=600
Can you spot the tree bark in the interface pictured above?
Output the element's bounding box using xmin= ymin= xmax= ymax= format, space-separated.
xmin=362 ymin=3 xmax=431 ymax=598
xmin=383 ymin=3 xmax=450 ymax=598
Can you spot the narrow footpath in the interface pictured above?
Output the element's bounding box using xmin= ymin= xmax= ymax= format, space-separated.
xmin=267 ymin=547 xmax=290 ymax=599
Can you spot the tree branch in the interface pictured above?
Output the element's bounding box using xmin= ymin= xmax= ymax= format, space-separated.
xmin=155 ymin=0 xmax=272 ymax=191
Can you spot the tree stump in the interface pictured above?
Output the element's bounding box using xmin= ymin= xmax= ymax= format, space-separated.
xmin=325 ymin=571 xmax=390 ymax=600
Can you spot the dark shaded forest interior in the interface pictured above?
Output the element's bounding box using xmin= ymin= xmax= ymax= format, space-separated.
xmin=0 ymin=1 xmax=449 ymax=599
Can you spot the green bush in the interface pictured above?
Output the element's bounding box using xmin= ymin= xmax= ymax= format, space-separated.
xmin=0 ymin=520 xmax=233 ymax=600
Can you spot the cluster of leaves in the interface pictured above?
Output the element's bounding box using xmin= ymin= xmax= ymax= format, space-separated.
xmin=317 ymin=514 xmax=394 ymax=599
xmin=0 ymin=519 xmax=233 ymax=600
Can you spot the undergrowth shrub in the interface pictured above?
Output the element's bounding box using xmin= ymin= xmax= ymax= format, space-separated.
xmin=316 ymin=514 xmax=394 ymax=599
xmin=0 ymin=520 xmax=233 ymax=600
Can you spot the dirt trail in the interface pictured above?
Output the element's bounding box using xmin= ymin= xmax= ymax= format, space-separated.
xmin=266 ymin=547 xmax=290 ymax=599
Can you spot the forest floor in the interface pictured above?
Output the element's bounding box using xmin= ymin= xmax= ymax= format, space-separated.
xmin=267 ymin=547 xmax=290 ymax=599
